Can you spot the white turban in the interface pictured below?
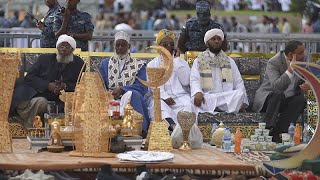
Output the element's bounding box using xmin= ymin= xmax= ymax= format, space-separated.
xmin=115 ymin=31 xmax=130 ymax=43
xmin=56 ymin=34 xmax=76 ymax=49
xmin=204 ymin=29 xmax=224 ymax=44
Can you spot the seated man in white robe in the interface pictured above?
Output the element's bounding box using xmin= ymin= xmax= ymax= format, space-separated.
xmin=147 ymin=29 xmax=192 ymax=130
xmin=99 ymin=31 xmax=150 ymax=133
xmin=190 ymin=28 xmax=248 ymax=114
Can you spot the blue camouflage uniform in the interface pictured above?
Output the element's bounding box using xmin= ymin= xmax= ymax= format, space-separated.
xmin=40 ymin=4 xmax=59 ymax=48
xmin=181 ymin=17 xmax=225 ymax=52
xmin=53 ymin=10 xmax=94 ymax=51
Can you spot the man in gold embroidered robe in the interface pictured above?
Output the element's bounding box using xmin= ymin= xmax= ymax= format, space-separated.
xmin=190 ymin=29 xmax=248 ymax=115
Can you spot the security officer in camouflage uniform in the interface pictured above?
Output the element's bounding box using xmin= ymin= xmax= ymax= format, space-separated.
xmin=53 ymin=0 xmax=94 ymax=51
xmin=37 ymin=0 xmax=59 ymax=48
xmin=177 ymin=0 xmax=228 ymax=53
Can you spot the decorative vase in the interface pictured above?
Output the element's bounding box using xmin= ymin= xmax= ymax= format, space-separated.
xmin=211 ymin=122 xmax=225 ymax=148
xmin=177 ymin=111 xmax=196 ymax=151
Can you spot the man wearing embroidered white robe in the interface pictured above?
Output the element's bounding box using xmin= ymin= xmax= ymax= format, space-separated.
xmin=147 ymin=29 xmax=192 ymax=131
xmin=99 ymin=31 xmax=150 ymax=132
xmin=190 ymin=28 xmax=248 ymax=114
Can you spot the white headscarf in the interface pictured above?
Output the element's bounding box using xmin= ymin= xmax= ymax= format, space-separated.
xmin=56 ymin=34 xmax=76 ymax=49
xmin=204 ymin=29 xmax=224 ymax=44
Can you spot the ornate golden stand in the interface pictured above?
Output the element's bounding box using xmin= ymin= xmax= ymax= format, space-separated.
xmin=0 ymin=52 xmax=20 ymax=153
xmin=140 ymin=46 xmax=173 ymax=152
xmin=69 ymin=72 xmax=115 ymax=158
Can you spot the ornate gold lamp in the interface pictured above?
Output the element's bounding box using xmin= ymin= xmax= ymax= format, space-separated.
xmin=139 ymin=46 xmax=173 ymax=152
xmin=0 ymin=52 xmax=20 ymax=153
xmin=177 ymin=111 xmax=196 ymax=151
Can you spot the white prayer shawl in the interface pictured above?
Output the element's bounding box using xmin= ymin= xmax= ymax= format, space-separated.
xmin=190 ymin=52 xmax=248 ymax=114
xmin=147 ymin=56 xmax=192 ymax=123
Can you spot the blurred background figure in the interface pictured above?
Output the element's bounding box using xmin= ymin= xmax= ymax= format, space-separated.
xmin=9 ymin=10 xmax=20 ymax=27
xmin=282 ymin=17 xmax=291 ymax=33
xmin=0 ymin=8 xmax=11 ymax=47
xmin=20 ymin=15 xmax=33 ymax=28
xmin=153 ymin=11 xmax=172 ymax=30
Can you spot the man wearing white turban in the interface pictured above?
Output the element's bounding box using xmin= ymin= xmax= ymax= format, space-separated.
xmin=99 ymin=31 xmax=150 ymax=134
xmin=10 ymin=34 xmax=84 ymax=128
xmin=190 ymin=29 xmax=248 ymax=115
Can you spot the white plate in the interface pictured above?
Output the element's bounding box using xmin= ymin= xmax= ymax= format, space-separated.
xmin=117 ymin=151 xmax=174 ymax=162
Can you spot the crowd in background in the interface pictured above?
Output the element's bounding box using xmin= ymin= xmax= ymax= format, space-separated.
xmin=1 ymin=0 xmax=320 ymax=52
xmin=0 ymin=0 xmax=314 ymax=32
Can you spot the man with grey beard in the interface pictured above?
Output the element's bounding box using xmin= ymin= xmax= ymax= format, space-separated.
xmin=10 ymin=34 xmax=84 ymax=128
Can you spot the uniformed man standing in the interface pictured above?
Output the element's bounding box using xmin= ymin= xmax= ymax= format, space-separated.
xmin=177 ymin=0 xmax=228 ymax=53
xmin=53 ymin=0 xmax=94 ymax=51
xmin=37 ymin=0 xmax=59 ymax=48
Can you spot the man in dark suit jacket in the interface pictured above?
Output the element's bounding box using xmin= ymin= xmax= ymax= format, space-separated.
xmin=11 ymin=34 xmax=84 ymax=128
xmin=253 ymin=40 xmax=310 ymax=142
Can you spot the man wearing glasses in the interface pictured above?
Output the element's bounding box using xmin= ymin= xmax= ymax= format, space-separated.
xmin=147 ymin=29 xmax=192 ymax=131
xmin=10 ymin=35 xmax=84 ymax=128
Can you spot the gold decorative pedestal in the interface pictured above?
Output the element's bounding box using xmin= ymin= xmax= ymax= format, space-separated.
xmin=69 ymin=72 xmax=115 ymax=158
xmin=0 ymin=52 xmax=20 ymax=153
xmin=139 ymin=46 xmax=173 ymax=152
xmin=177 ymin=111 xmax=196 ymax=151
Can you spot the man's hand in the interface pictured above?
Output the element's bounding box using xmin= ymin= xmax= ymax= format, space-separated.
xmin=194 ymin=92 xmax=205 ymax=107
xmin=48 ymin=82 xmax=58 ymax=93
xmin=55 ymin=80 xmax=66 ymax=90
xmin=36 ymin=21 xmax=44 ymax=30
xmin=112 ymin=88 xmax=124 ymax=99
xmin=287 ymin=54 xmax=296 ymax=73
xmin=300 ymin=82 xmax=311 ymax=93
xmin=164 ymin=97 xmax=176 ymax=106
xmin=48 ymin=82 xmax=63 ymax=95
